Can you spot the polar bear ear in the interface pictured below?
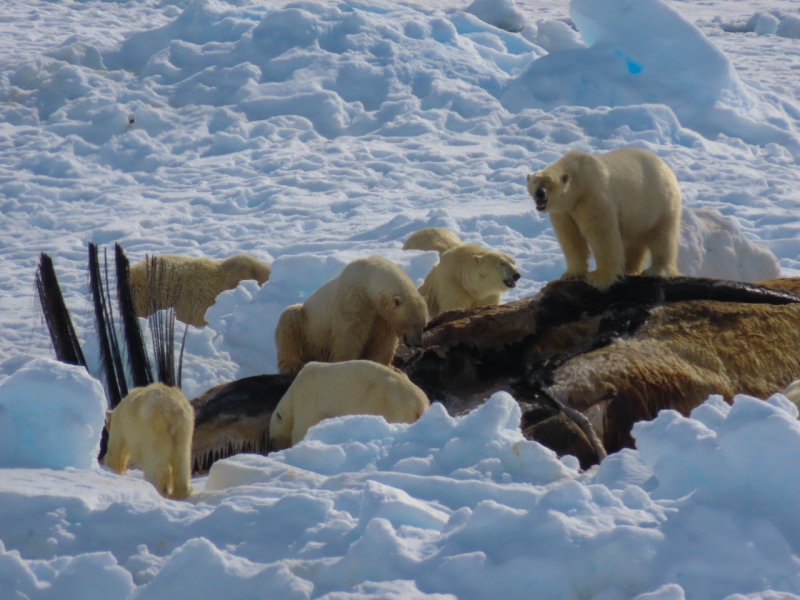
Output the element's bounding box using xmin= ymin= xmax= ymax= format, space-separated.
xmin=104 ymin=410 xmax=113 ymax=429
xmin=526 ymin=173 xmax=531 ymax=182
xmin=561 ymin=173 xmax=570 ymax=186
xmin=393 ymin=296 xmax=402 ymax=307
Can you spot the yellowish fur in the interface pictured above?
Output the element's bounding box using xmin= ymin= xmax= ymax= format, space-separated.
xmin=402 ymin=227 xmax=462 ymax=254
xmin=418 ymin=243 xmax=520 ymax=318
xmin=527 ymin=148 xmax=681 ymax=290
xmin=269 ymin=360 xmax=430 ymax=449
xmin=783 ymin=380 xmax=800 ymax=414
xmin=130 ymin=254 xmax=271 ymax=326
xmin=274 ymin=255 xmax=428 ymax=374
xmin=103 ymin=383 xmax=194 ymax=500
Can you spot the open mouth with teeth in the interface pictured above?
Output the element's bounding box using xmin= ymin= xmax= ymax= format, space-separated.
xmin=503 ymin=278 xmax=517 ymax=288
xmin=533 ymin=187 xmax=548 ymax=211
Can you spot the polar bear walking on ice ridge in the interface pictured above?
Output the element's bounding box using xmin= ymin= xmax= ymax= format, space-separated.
xmin=527 ymin=148 xmax=682 ymax=290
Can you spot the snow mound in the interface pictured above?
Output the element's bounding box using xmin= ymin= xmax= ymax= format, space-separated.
xmin=777 ymin=15 xmax=800 ymax=39
xmin=5 ymin=390 xmax=800 ymax=598
xmin=533 ymin=20 xmax=585 ymax=53
xmin=678 ymin=207 xmax=781 ymax=282
xmin=0 ymin=358 xmax=106 ymax=469
xmin=464 ymin=0 xmax=527 ymax=33
xmin=502 ymin=0 xmax=800 ymax=153
xmin=721 ymin=11 xmax=800 ymax=38
xmin=262 ymin=393 xmax=577 ymax=483
xmin=754 ymin=13 xmax=780 ymax=36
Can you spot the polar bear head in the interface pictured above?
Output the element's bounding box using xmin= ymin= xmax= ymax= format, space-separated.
xmin=526 ymin=150 xmax=597 ymax=214
xmin=269 ymin=391 xmax=294 ymax=451
xmin=376 ymin=288 xmax=428 ymax=347
xmin=221 ymin=254 xmax=272 ymax=287
xmin=526 ymin=169 xmax=571 ymax=213
xmin=458 ymin=246 xmax=521 ymax=296
xmin=351 ymin=256 xmax=428 ymax=347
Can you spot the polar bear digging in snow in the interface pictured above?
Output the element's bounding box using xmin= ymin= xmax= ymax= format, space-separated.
xmin=274 ymin=255 xmax=428 ymax=374
xmin=130 ymin=254 xmax=271 ymax=327
xmin=527 ymin=148 xmax=681 ymax=290
xmin=403 ymin=228 xmax=521 ymax=318
xmin=269 ymin=360 xmax=430 ymax=449
xmin=103 ymin=383 xmax=194 ymax=499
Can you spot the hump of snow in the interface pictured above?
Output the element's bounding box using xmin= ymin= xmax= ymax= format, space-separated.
xmin=465 ymin=0 xmax=527 ymax=33
xmin=777 ymin=15 xmax=800 ymax=39
xmin=0 ymin=358 xmax=106 ymax=469
xmin=679 ymin=207 xmax=780 ymax=282
xmin=501 ymin=0 xmax=800 ymax=153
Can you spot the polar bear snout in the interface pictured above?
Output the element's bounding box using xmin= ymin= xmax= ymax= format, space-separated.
xmin=533 ymin=186 xmax=548 ymax=211
xmin=504 ymin=271 xmax=521 ymax=289
xmin=403 ymin=330 xmax=423 ymax=348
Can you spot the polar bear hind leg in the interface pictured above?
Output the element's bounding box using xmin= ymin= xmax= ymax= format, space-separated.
xmin=642 ymin=217 xmax=680 ymax=278
xmin=141 ymin=445 xmax=174 ymax=498
xmin=275 ymin=304 xmax=309 ymax=374
xmin=168 ymin=431 xmax=194 ymax=499
xmin=624 ymin=243 xmax=648 ymax=276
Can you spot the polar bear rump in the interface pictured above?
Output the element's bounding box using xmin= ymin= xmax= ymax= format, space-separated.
xmin=130 ymin=254 xmax=271 ymax=326
xmin=418 ymin=243 xmax=520 ymax=318
xmin=274 ymin=255 xmax=428 ymax=374
xmin=269 ymin=360 xmax=430 ymax=449
xmin=526 ymin=147 xmax=681 ymax=290
xmin=103 ymin=383 xmax=194 ymax=499
xmin=403 ymin=227 xmax=462 ymax=255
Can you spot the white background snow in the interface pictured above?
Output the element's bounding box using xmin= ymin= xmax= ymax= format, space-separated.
xmin=1 ymin=0 xmax=800 ymax=598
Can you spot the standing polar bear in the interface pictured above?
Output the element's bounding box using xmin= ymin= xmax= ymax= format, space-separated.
xmin=102 ymin=383 xmax=194 ymax=500
xmin=130 ymin=254 xmax=271 ymax=327
xmin=274 ymin=255 xmax=428 ymax=374
xmin=269 ymin=360 xmax=430 ymax=449
xmin=403 ymin=228 xmax=521 ymax=318
xmin=527 ymin=148 xmax=681 ymax=290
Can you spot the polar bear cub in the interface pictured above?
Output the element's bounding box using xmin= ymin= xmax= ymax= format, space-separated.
xmin=403 ymin=228 xmax=521 ymax=318
xmin=130 ymin=254 xmax=271 ymax=327
xmin=527 ymin=148 xmax=681 ymax=290
xmin=269 ymin=360 xmax=430 ymax=449
xmin=103 ymin=383 xmax=194 ymax=500
xmin=274 ymin=255 xmax=428 ymax=374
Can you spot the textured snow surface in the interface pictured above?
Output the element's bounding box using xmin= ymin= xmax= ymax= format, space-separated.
xmin=1 ymin=0 xmax=800 ymax=597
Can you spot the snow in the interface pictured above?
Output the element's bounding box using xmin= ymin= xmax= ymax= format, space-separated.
xmin=1 ymin=0 xmax=800 ymax=596
xmin=0 ymin=359 xmax=106 ymax=470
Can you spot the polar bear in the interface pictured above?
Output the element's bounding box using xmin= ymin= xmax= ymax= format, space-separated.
xmin=274 ymin=255 xmax=428 ymax=374
xmin=783 ymin=380 xmax=800 ymax=414
xmin=130 ymin=254 xmax=271 ymax=327
xmin=102 ymin=383 xmax=194 ymax=499
xmin=269 ymin=360 xmax=430 ymax=449
xmin=416 ymin=243 xmax=521 ymax=318
xmin=527 ymin=148 xmax=681 ymax=290
xmin=403 ymin=227 xmax=462 ymax=254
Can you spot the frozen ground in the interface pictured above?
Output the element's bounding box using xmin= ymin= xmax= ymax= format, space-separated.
xmin=1 ymin=0 xmax=800 ymax=597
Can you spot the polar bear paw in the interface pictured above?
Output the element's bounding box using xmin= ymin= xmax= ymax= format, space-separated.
xmin=584 ymin=270 xmax=620 ymax=291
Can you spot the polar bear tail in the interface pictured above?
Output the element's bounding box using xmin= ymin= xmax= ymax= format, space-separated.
xmin=275 ymin=304 xmax=308 ymax=374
